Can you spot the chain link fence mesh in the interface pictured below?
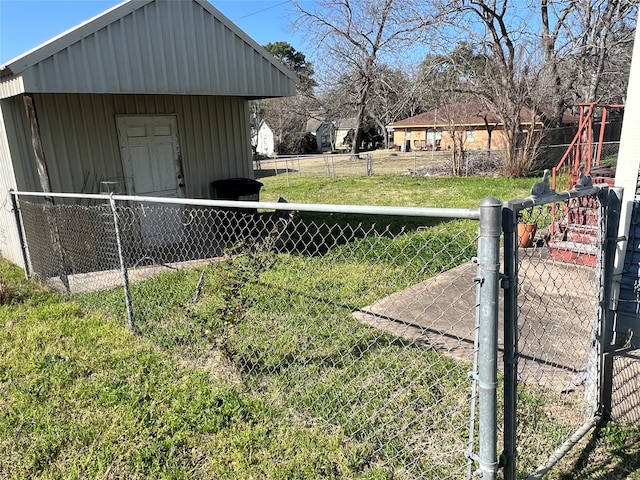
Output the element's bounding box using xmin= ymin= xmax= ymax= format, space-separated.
xmin=256 ymin=143 xmax=619 ymax=181
xmin=16 ymin=194 xmax=482 ymax=479
xmin=512 ymin=193 xmax=602 ymax=477
xmin=255 ymin=150 xmax=505 ymax=179
xmin=12 ymin=187 xmax=613 ymax=479
xmin=255 ymin=136 xmax=622 ymax=183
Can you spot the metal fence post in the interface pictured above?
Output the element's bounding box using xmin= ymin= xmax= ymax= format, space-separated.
xmin=600 ymin=186 xmax=623 ymax=419
xmin=108 ymin=195 xmax=136 ymax=333
xmin=9 ymin=190 xmax=32 ymax=279
xmin=502 ymin=202 xmax=518 ymax=480
xmin=477 ymin=196 xmax=502 ymax=480
xmin=331 ymin=155 xmax=336 ymax=180
xmin=286 ymin=157 xmax=290 ymax=187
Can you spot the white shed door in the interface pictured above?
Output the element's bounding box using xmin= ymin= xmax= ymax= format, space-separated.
xmin=117 ymin=115 xmax=185 ymax=247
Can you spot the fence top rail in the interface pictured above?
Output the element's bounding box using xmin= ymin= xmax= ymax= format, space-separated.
xmin=10 ymin=190 xmax=481 ymax=220
xmin=505 ymin=184 xmax=608 ymax=212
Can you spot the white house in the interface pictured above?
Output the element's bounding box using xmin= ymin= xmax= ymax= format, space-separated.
xmin=254 ymin=120 xmax=276 ymax=157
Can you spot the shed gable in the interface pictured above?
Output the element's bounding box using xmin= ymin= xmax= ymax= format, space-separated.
xmin=0 ymin=0 xmax=297 ymax=99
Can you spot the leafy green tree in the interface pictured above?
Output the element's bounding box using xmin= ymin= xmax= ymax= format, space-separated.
xmin=264 ymin=41 xmax=317 ymax=95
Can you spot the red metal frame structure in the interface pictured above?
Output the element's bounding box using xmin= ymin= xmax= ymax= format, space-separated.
xmin=551 ymin=102 xmax=624 ymax=192
xmin=547 ymin=103 xmax=622 ymax=266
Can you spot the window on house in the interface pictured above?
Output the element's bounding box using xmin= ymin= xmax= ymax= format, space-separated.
xmin=465 ymin=129 xmax=475 ymax=141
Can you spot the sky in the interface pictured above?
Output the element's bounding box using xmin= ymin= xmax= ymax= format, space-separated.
xmin=0 ymin=0 xmax=308 ymax=64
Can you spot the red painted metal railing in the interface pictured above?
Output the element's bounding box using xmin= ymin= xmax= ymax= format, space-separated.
xmin=548 ymin=103 xmax=622 ymax=264
xmin=551 ymin=103 xmax=623 ymax=192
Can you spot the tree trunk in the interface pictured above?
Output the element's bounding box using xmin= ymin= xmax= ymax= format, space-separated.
xmin=352 ymin=87 xmax=369 ymax=155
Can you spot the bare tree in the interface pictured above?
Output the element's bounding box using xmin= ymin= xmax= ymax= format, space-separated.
xmin=425 ymin=0 xmax=635 ymax=175
xmin=540 ymin=0 xmax=636 ymax=125
xmin=292 ymin=0 xmax=438 ymax=154
xmin=364 ymin=65 xmax=423 ymax=148
xmin=437 ymin=0 xmax=541 ymax=176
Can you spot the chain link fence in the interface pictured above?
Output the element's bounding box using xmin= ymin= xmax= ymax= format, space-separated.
xmin=255 ymin=150 xmax=505 ymax=179
xmin=256 ymin=142 xmax=619 ymax=182
xmin=537 ymin=141 xmax=620 ymax=169
xmin=257 ymin=142 xmax=624 ymax=182
xmin=502 ymin=186 xmax=619 ymax=479
xmin=14 ymin=192 xmax=486 ymax=479
xmin=9 ymin=184 xmax=618 ymax=479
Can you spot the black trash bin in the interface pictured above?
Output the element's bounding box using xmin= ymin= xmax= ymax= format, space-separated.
xmin=210 ymin=177 xmax=263 ymax=201
xmin=210 ymin=179 xmax=263 ymax=243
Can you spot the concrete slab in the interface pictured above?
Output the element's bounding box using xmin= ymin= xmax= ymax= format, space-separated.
xmin=354 ymin=253 xmax=640 ymax=423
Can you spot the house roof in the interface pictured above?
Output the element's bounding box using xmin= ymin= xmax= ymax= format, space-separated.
xmin=0 ymin=0 xmax=298 ymax=99
xmin=389 ymin=102 xmax=578 ymax=129
xmin=305 ymin=117 xmax=324 ymax=133
xmin=251 ymin=119 xmax=272 ymax=139
xmin=334 ymin=117 xmax=358 ymax=130
xmin=306 ymin=115 xmax=358 ymax=133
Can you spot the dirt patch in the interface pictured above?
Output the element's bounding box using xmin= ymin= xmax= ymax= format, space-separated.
xmin=178 ymin=349 xmax=244 ymax=386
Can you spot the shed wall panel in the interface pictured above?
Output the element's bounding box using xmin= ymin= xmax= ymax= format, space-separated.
xmin=1 ymin=91 xmax=252 ymax=263
xmin=0 ymin=76 xmax=24 ymax=100
xmin=2 ymin=97 xmax=40 ymax=192
xmin=9 ymin=94 xmax=251 ymax=200
xmin=0 ymin=102 xmax=23 ymax=266
xmin=14 ymin=0 xmax=295 ymax=98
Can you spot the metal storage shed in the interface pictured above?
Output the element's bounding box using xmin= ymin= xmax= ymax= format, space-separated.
xmin=0 ymin=0 xmax=298 ymax=267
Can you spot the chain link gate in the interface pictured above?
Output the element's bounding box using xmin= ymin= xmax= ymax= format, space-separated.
xmin=501 ymin=185 xmax=620 ymax=479
xmin=10 ymin=190 xmax=507 ymax=479
xmin=8 ymin=185 xmax=619 ymax=479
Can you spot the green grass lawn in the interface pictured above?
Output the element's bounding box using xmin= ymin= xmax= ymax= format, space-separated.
xmin=1 ymin=261 xmax=379 ymax=479
xmin=257 ymin=175 xmax=534 ymax=208
xmin=1 ymin=176 xmax=638 ymax=479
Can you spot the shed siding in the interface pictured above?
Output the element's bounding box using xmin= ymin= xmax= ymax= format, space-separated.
xmin=12 ymin=0 xmax=295 ymax=98
xmin=0 ymin=102 xmax=24 ymax=266
xmin=5 ymin=93 xmax=251 ymax=200
xmin=1 ymin=98 xmax=39 ymax=193
xmin=0 ymin=76 xmax=24 ymax=100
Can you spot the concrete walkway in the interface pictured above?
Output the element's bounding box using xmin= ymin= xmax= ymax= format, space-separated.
xmin=354 ymin=253 xmax=639 ymax=423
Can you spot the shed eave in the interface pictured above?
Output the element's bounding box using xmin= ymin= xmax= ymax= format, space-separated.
xmin=193 ymin=0 xmax=299 ymax=84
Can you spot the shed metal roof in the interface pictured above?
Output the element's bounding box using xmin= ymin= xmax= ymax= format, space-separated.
xmin=0 ymin=0 xmax=298 ymax=99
